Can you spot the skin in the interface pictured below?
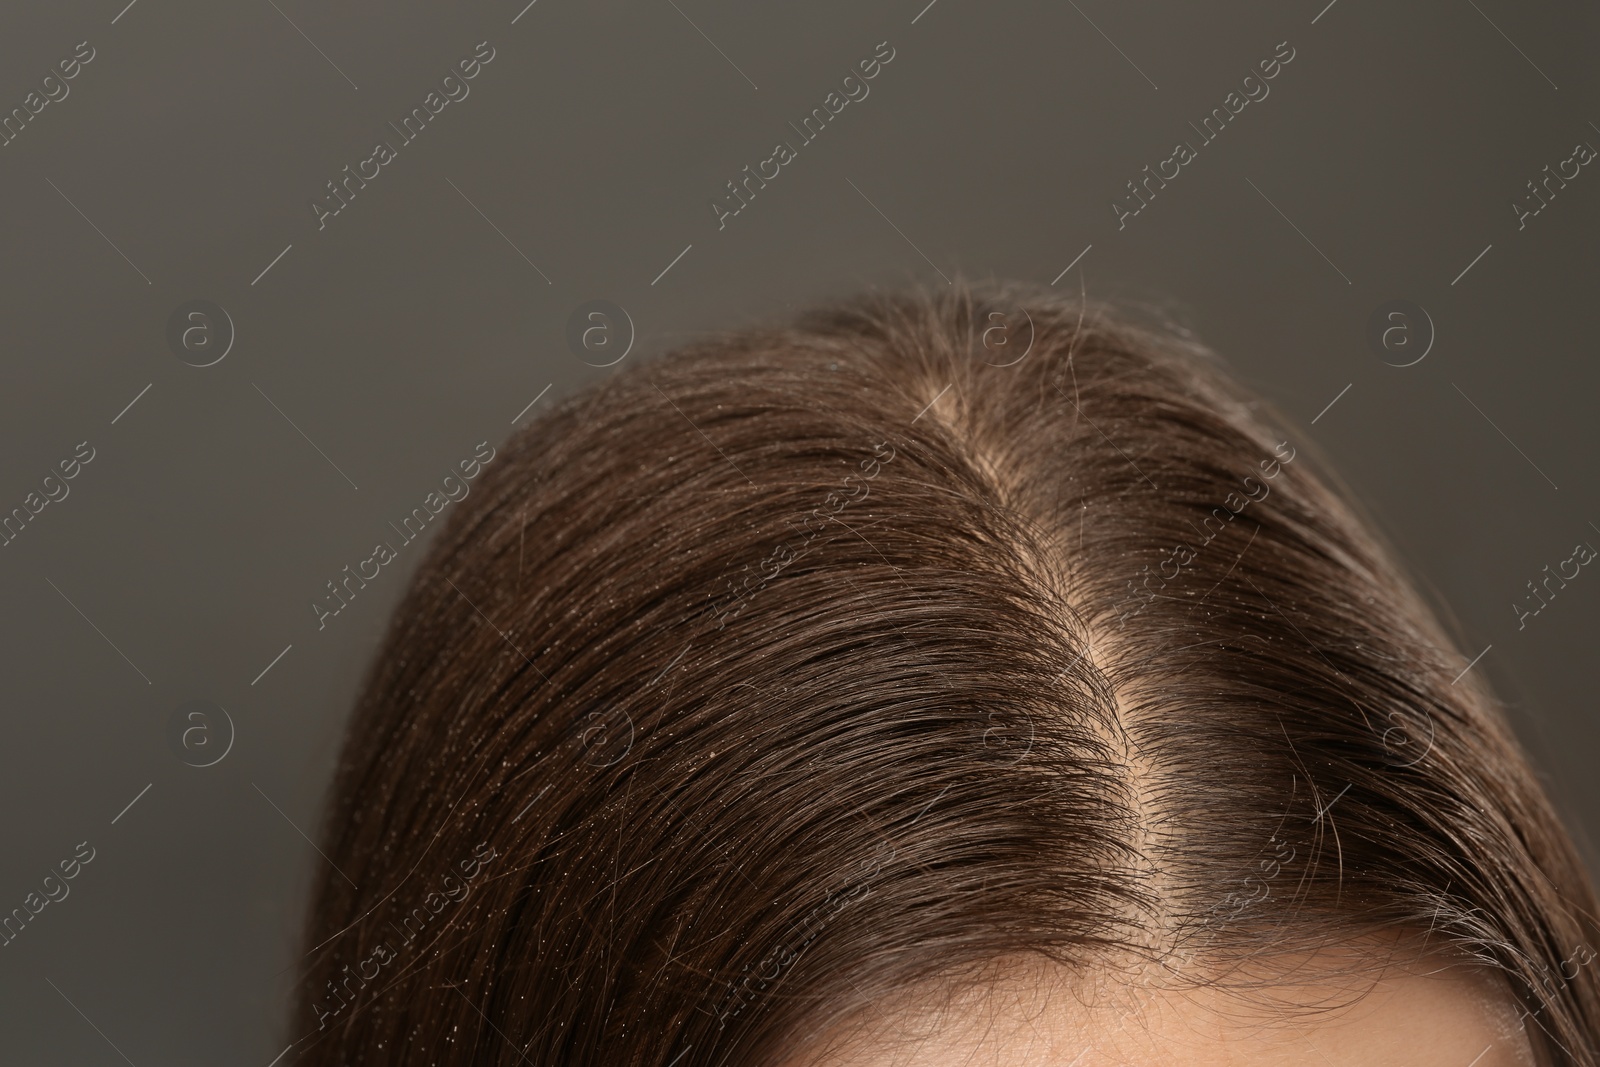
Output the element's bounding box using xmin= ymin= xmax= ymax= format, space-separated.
xmin=785 ymin=948 xmax=1537 ymax=1067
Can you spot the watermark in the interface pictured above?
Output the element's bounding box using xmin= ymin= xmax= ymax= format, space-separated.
xmin=712 ymin=439 xmax=896 ymax=630
xmin=1118 ymin=440 xmax=1297 ymax=623
xmin=310 ymin=42 xmax=497 ymax=231
xmin=575 ymin=705 xmax=634 ymax=768
xmin=1512 ymin=135 xmax=1595 ymax=230
xmin=1513 ymin=535 xmax=1595 ymax=631
xmin=1206 ymin=830 xmax=1295 ymax=925
xmin=313 ymin=441 xmax=496 ymax=631
xmin=1113 ymin=40 xmax=1296 ymax=230
xmin=980 ymin=305 xmax=1036 ymax=367
xmin=166 ymin=700 xmax=235 ymax=768
xmin=1377 ymin=702 xmax=1435 ymax=768
xmin=1513 ymin=937 xmax=1597 ymax=1043
xmin=0 ymin=840 xmax=95 ymax=949
xmin=1455 ymin=132 xmax=1597 ymax=287
xmin=982 ymin=707 xmax=1035 ymax=764
xmin=310 ymin=841 xmax=498 ymax=1029
xmin=709 ymin=842 xmax=895 ymax=1029
xmin=1365 ymin=299 xmax=1434 ymax=368
xmin=166 ymin=299 xmax=235 ymax=367
xmin=0 ymin=440 xmax=96 ymax=550
xmin=564 ymin=299 xmax=634 ymax=367
xmin=710 ymin=41 xmax=897 ymax=231
xmin=0 ymin=40 xmax=96 ymax=149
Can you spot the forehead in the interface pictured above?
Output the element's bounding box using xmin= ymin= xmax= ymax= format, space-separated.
xmin=786 ymin=954 xmax=1534 ymax=1067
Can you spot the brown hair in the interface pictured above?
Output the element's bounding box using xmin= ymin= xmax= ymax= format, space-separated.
xmin=293 ymin=282 xmax=1600 ymax=1065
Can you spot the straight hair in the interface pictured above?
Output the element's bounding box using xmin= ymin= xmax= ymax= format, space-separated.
xmin=294 ymin=282 xmax=1600 ymax=1066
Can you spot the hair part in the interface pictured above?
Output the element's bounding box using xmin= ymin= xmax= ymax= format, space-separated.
xmin=292 ymin=281 xmax=1600 ymax=1066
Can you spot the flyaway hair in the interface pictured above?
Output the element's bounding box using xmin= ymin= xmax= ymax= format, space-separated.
xmin=294 ymin=282 xmax=1600 ymax=1066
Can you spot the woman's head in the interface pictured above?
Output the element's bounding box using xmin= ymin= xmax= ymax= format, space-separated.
xmin=294 ymin=282 xmax=1599 ymax=1065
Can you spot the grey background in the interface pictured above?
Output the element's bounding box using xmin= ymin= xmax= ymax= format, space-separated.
xmin=0 ymin=0 xmax=1595 ymax=1062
